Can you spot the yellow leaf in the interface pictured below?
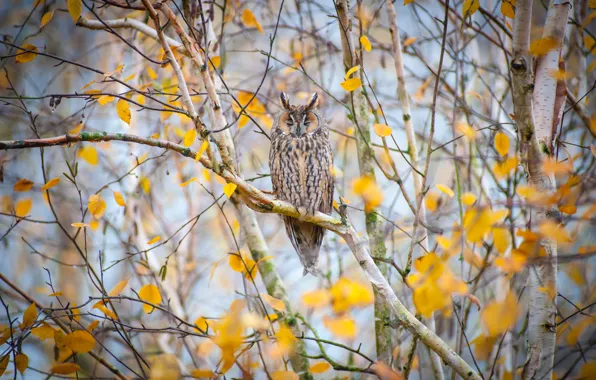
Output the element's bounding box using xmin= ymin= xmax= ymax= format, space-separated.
xmin=492 ymin=227 xmax=511 ymax=254
xmin=147 ymin=236 xmax=161 ymax=245
xmin=272 ymin=371 xmax=299 ymax=380
xmin=97 ymin=95 xmax=115 ymax=105
xmin=471 ymin=334 xmax=497 ymax=361
xmin=88 ymin=320 xmax=99 ymax=332
xmin=113 ymin=191 xmax=126 ymax=207
xmin=309 ymin=362 xmax=331 ymax=374
xmin=584 ymin=35 xmax=595 ymax=51
xmin=92 ymin=301 xmax=117 ymax=320
xmin=529 ymin=37 xmax=558 ymax=56
xmin=302 ymin=289 xmax=331 ymax=308
xmin=425 ymin=191 xmax=439 ymax=212
xmin=88 ymin=194 xmax=106 ymax=219
xmin=373 ymin=123 xmax=392 ymax=137
xmin=51 ymin=363 xmax=80 ymax=374
xmin=345 ymin=65 xmax=360 ymax=79
xmin=273 ymin=323 xmax=297 ymax=357
xmin=340 ymin=77 xmax=362 ymax=92
xmin=241 ymin=9 xmax=263 ymax=33
xmin=67 ymin=0 xmax=82 ymax=22
xmin=230 ymin=299 xmax=247 ymax=314
xmin=549 ymin=69 xmax=572 ymax=80
xmin=116 ymin=99 xmax=131 ymax=125
xmin=65 ymin=330 xmax=95 ymax=353
xmin=501 ymin=0 xmax=515 ymax=18
xmin=183 ymin=128 xmax=197 ymax=147
xmin=403 ymin=37 xmax=417 ymax=47
xmin=180 ymin=177 xmax=197 ymax=187
xmin=457 ymin=122 xmax=477 ymax=140
xmin=481 ymin=292 xmax=519 ymax=336
xmin=210 ymin=56 xmax=221 ymax=69
xmin=49 ymin=292 xmax=62 ymax=296
xmin=323 ymin=315 xmax=357 ymax=339
xmin=404 ymin=0 xmax=415 ymax=4
xmin=78 ymin=145 xmax=98 ymax=165
xmin=40 ymin=177 xmax=60 ymax=191
xmin=195 ymin=140 xmax=209 ymax=161
xmin=329 ymin=278 xmax=374 ymax=313
xmin=360 ymin=35 xmax=372 ymax=52
xmin=14 ymin=178 xmax=34 ymax=192
xmin=108 ymin=279 xmax=128 ymax=296
xmin=191 ymin=369 xmax=215 ymax=378
xmin=41 ymin=10 xmax=54 ymax=27
xmin=494 ymin=131 xmax=510 ymax=157
xmin=559 ymin=204 xmax=576 ymax=215
xmin=69 ymin=122 xmax=84 ymax=134
xmin=0 ymin=356 xmax=8 ymax=377
xmin=15 ymin=353 xmax=28 ymax=374
xmin=71 ymin=222 xmax=90 ymax=228
xmin=539 ymin=220 xmax=571 ymax=243
xmin=139 ymin=284 xmax=162 ymax=314
xmin=352 ymin=176 xmax=383 ymax=211
xmin=194 ymin=316 xmax=209 ymax=332
xmin=140 ymin=175 xmax=151 ymax=193
xmin=461 ymin=192 xmax=477 ymax=206
xmin=261 ymin=294 xmax=286 ymax=312
xmin=463 ymin=0 xmax=479 ymax=17
xmin=228 ymin=253 xmax=244 ymax=272
xmin=15 ymin=44 xmax=38 ymax=64
xmin=15 ymin=198 xmax=32 ymax=217
xmin=19 ymin=303 xmax=37 ymax=330
xmin=147 ymin=66 xmax=157 ymax=80
xmin=436 ymin=184 xmax=454 ymax=198
xmin=31 ymin=322 xmax=55 ymax=340
xmin=223 ymin=183 xmax=237 ymax=198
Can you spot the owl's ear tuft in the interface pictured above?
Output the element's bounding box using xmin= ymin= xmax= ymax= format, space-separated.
xmin=280 ymin=92 xmax=291 ymax=110
xmin=305 ymin=92 xmax=319 ymax=110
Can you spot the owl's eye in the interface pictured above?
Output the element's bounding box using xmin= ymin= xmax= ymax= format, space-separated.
xmin=286 ymin=119 xmax=294 ymax=125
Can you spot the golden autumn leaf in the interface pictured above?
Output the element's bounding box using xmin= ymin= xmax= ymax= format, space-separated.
xmin=14 ymin=178 xmax=34 ymax=192
xmin=41 ymin=10 xmax=54 ymax=27
xmin=71 ymin=222 xmax=90 ymax=228
xmin=529 ymin=37 xmax=558 ymax=56
xmin=457 ymin=122 xmax=477 ymax=140
xmin=19 ymin=303 xmax=37 ymax=330
xmin=273 ymin=323 xmax=297 ymax=357
xmin=261 ymin=294 xmax=286 ymax=312
xmin=403 ymin=37 xmax=417 ymax=47
xmin=425 ymin=191 xmax=439 ymax=212
xmin=40 ymin=177 xmax=60 ymax=191
xmin=147 ymin=236 xmax=161 ymax=245
xmin=88 ymin=194 xmax=106 ymax=219
xmin=139 ymin=284 xmax=162 ymax=314
xmin=539 ymin=220 xmax=572 ymax=243
xmin=0 ymin=356 xmax=8 ymax=377
xmin=113 ymin=191 xmax=126 ymax=207
xmin=116 ymin=99 xmax=131 ymax=125
xmin=463 ymin=0 xmax=479 ymax=17
xmin=241 ymin=9 xmax=263 ymax=33
xmin=183 ymin=128 xmax=197 ymax=147
xmin=494 ymin=131 xmax=510 ymax=157
xmin=97 ymin=95 xmax=115 ymax=105
xmin=309 ymin=362 xmax=331 ymax=374
xmin=210 ymin=56 xmax=221 ymax=69
xmin=323 ymin=315 xmax=357 ymax=338
xmin=461 ymin=192 xmax=477 ymax=206
xmin=88 ymin=320 xmax=99 ymax=332
xmin=15 ymin=353 xmax=28 ymax=374
xmin=15 ymin=44 xmax=38 ymax=64
xmin=67 ymin=0 xmax=83 ymax=22
xmin=15 ymin=198 xmax=32 ymax=217
xmin=65 ymin=330 xmax=95 ymax=353
xmin=501 ymin=0 xmax=515 ymax=18
xmin=340 ymin=77 xmax=362 ymax=92
xmin=360 ymin=35 xmax=372 ymax=52
xmin=92 ymin=301 xmax=117 ymax=320
xmin=108 ymin=279 xmax=128 ymax=296
xmin=492 ymin=227 xmax=511 ymax=254
xmin=78 ymin=145 xmax=98 ymax=165
xmin=31 ymin=322 xmax=55 ymax=340
xmin=223 ymin=183 xmax=237 ymax=198
xmin=139 ymin=175 xmax=151 ymax=193
xmin=51 ymin=363 xmax=80 ymax=375
xmin=330 ymin=277 xmax=374 ymax=313
xmin=436 ymin=184 xmax=454 ymax=198
xmin=191 ymin=369 xmax=215 ymax=378
xmin=352 ymin=176 xmax=383 ymax=211
xmin=194 ymin=316 xmax=210 ymax=332
xmin=373 ymin=123 xmax=392 ymax=137
xmin=147 ymin=66 xmax=157 ymax=80
xmin=195 ymin=140 xmax=209 ymax=161
xmin=302 ymin=289 xmax=331 ymax=308
xmin=180 ymin=177 xmax=197 ymax=187
xmin=272 ymin=371 xmax=299 ymax=380
xmin=481 ymin=292 xmax=519 ymax=336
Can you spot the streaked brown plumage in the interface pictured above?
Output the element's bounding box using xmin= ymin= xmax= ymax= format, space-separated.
xmin=269 ymin=92 xmax=334 ymax=276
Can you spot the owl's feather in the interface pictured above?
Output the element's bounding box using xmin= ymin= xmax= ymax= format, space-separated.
xmin=269 ymin=94 xmax=334 ymax=276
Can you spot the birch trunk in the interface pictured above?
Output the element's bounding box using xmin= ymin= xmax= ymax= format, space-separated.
xmin=510 ymin=1 xmax=571 ymax=378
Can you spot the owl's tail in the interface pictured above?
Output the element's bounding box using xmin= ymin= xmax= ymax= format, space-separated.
xmin=284 ymin=217 xmax=325 ymax=276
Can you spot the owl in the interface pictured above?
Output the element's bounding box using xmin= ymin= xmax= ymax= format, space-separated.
xmin=269 ymin=92 xmax=335 ymax=276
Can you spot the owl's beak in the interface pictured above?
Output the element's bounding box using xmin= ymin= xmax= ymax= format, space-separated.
xmin=295 ymin=124 xmax=305 ymax=137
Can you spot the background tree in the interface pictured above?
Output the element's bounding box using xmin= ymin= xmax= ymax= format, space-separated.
xmin=0 ymin=0 xmax=595 ymax=379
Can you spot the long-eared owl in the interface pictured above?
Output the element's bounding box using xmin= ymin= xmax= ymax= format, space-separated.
xmin=269 ymin=92 xmax=335 ymax=276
